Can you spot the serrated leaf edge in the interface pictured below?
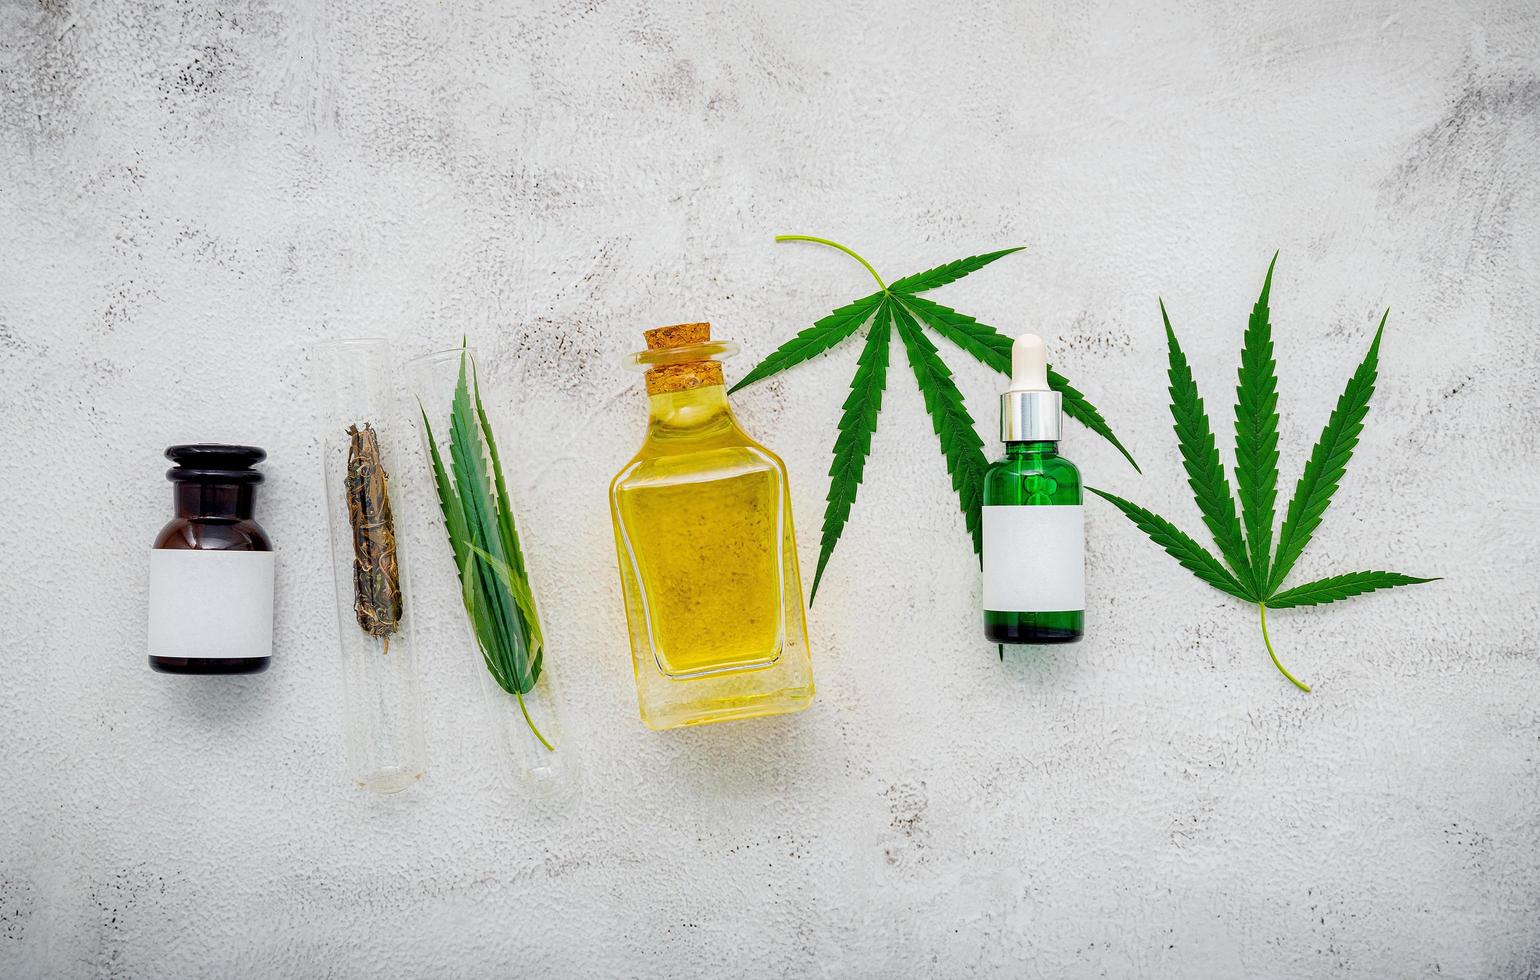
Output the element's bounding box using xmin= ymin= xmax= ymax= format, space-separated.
xmin=810 ymin=299 xmax=893 ymax=602
xmin=1161 ymin=300 xmax=1258 ymax=598
xmin=1267 ymin=310 xmax=1387 ymax=595
xmin=892 ymin=301 xmax=989 ymax=556
xmin=730 ymin=291 xmax=884 ymax=393
xmin=1233 ymin=253 xmax=1281 ymax=590
xmin=1266 ymin=570 xmax=1438 ymax=609
xmin=1086 ymin=487 xmax=1250 ymax=599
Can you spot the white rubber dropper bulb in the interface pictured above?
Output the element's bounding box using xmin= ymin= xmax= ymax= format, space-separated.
xmin=1010 ymin=333 xmax=1050 ymax=392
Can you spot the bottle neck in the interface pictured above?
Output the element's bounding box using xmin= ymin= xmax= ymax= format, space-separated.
xmin=1004 ymin=439 xmax=1059 ymax=458
xmin=175 ymin=482 xmax=255 ymax=520
xmin=645 ymin=383 xmax=737 ymax=433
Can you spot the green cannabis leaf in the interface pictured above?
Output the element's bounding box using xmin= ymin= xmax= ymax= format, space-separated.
xmin=733 ymin=234 xmax=1138 ymax=601
xmin=421 ymin=345 xmax=552 ymax=749
xmin=1090 ymin=255 xmax=1438 ymax=691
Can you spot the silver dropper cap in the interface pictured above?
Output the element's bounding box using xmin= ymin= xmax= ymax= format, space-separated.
xmin=1000 ymin=333 xmax=1062 ymax=442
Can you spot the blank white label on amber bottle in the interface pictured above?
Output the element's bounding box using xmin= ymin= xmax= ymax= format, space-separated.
xmin=148 ymin=550 xmax=275 ymax=659
xmin=982 ymin=505 xmax=1085 ymax=612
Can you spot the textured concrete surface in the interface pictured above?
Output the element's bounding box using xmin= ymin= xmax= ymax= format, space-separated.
xmin=3 ymin=1 xmax=1539 ymax=977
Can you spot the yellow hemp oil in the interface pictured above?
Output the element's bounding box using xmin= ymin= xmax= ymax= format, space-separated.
xmin=610 ymin=322 xmax=815 ymax=729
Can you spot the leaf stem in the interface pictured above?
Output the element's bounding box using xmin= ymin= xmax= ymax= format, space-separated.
xmin=1258 ymin=603 xmax=1310 ymax=693
xmin=514 ymin=686 xmax=555 ymax=751
xmin=776 ymin=234 xmax=886 ymax=290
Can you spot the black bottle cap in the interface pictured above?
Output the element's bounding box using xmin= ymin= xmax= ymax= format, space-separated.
xmin=165 ymin=444 xmax=267 ymax=484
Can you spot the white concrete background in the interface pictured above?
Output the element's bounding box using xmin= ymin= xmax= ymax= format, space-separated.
xmin=2 ymin=0 xmax=1537 ymax=977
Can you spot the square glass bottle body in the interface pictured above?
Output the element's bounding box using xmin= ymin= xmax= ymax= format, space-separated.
xmin=611 ymin=385 xmax=814 ymax=729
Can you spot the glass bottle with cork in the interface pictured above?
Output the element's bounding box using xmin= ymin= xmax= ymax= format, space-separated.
xmin=609 ymin=322 xmax=815 ymax=729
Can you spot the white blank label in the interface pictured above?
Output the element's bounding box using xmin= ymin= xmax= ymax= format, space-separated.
xmin=148 ymin=550 xmax=275 ymax=660
xmin=982 ymin=505 xmax=1084 ymax=612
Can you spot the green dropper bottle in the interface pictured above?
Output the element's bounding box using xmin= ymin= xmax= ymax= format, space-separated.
xmin=981 ymin=333 xmax=1085 ymax=644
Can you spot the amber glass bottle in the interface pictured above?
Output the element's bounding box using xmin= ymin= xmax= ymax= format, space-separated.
xmin=148 ymin=445 xmax=275 ymax=674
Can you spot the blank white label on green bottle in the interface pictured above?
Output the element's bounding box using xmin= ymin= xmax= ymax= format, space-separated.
xmin=982 ymin=505 xmax=1084 ymax=612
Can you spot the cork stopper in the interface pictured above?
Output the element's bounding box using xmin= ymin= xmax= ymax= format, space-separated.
xmin=644 ymin=322 xmax=711 ymax=350
xmin=642 ymin=321 xmax=725 ymax=394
